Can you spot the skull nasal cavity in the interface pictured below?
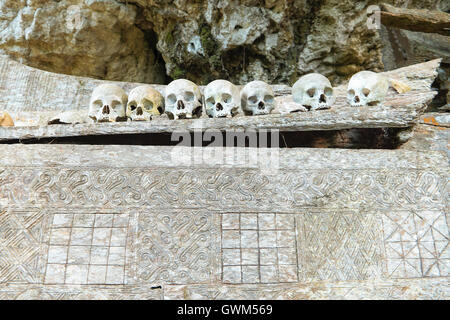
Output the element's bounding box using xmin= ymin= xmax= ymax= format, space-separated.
xmin=319 ymin=94 xmax=326 ymax=103
xmin=136 ymin=107 xmax=143 ymax=116
xmin=354 ymin=96 xmax=360 ymax=103
xmin=177 ymin=100 xmax=185 ymax=110
xmin=216 ymin=103 xmax=223 ymax=111
xmin=258 ymin=101 xmax=265 ymax=109
xmin=102 ymin=105 xmax=110 ymax=114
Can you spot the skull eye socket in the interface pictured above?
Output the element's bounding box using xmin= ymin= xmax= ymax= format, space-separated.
xmin=184 ymin=91 xmax=195 ymax=102
xmin=307 ymin=88 xmax=316 ymax=98
xmin=111 ymin=100 xmax=121 ymax=109
xmin=324 ymin=87 xmax=333 ymax=96
xmin=222 ymin=93 xmax=232 ymax=104
xmin=143 ymin=99 xmax=154 ymax=110
xmin=264 ymin=95 xmax=274 ymax=103
xmin=348 ymin=89 xmax=355 ymax=97
xmin=362 ymin=88 xmax=371 ymax=97
xmin=167 ymin=94 xmax=176 ymax=105
xmin=248 ymin=96 xmax=258 ymax=104
xmin=206 ymin=97 xmax=215 ymax=108
xmin=128 ymin=101 xmax=137 ymax=111
xmin=93 ymin=100 xmax=103 ymax=107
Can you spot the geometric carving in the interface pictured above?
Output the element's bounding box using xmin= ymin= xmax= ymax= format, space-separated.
xmin=0 ymin=145 xmax=448 ymax=299
xmin=44 ymin=213 xmax=129 ymax=285
xmin=221 ymin=213 xmax=298 ymax=284
xmin=382 ymin=210 xmax=449 ymax=278
xmin=0 ymin=168 xmax=445 ymax=212
xmin=136 ymin=210 xmax=216 ymax=284
xmin=0 ymin=209 xmax=48 ymax=284
xmin=297 ymin=212 xmax=384 ymax=281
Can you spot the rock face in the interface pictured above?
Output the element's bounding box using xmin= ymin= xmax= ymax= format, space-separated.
xmin=0 ymin=0 xmax=445 ymax=85
xmin=0 ymin=0 xmax=166 ymax=83
xmin=141 ymin=0 xmax=387 ymax=85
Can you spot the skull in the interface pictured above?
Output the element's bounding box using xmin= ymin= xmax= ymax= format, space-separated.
xmin=292 ymin=73 xmax=335 ymax=110
xmin=204 ymin=80 xmax=241 ymax=118
xmin=347 ymin=71 xmax=389 ymax=107
xmin=89 ymin=84 xmax=127 ymax=122
xmin=127 ymin=85 xmax=164 ymax=121
xmin=165 ymin=79 xmax=203 ymax=120
xmin=241 ymin=81 xmax=276 ymax=116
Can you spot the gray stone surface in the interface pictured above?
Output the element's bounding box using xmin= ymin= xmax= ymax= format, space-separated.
xmin=0 ymin=0 xmax=165 ymax=84
xmin=0 ymin=145 xmax=448 ymax=299
xmin=0 ymin=1 xmax=444 ymax=85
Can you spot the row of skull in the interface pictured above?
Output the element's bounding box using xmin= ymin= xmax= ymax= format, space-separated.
xmin=88 ymin=71 xmax=389 ymax=122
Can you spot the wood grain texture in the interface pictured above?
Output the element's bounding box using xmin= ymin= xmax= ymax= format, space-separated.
xmin=0 ymin=145 xmax=448 ymax=298
xmin=0 ymin=57 xmax=440 ymax=141
xmin=380 ymin=3 xmax=450 ymax=36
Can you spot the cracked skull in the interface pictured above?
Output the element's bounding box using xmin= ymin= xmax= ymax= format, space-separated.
xmin=89 ymin=84 xmax=127 ymax=122
xmin=347 ymin=71 xmax=389 ymax=107
xmin=241 ymin=81 xmax=276 ymax=116
xmin=205 ymin=80 xmax=241 ymax=118
xmin=164 ymin=79 xmax=203 ymax=120
xmin=127 ymin=85 xmax=164 ymax=121
xmin=292 ymin=73 xmax=335 ymax=110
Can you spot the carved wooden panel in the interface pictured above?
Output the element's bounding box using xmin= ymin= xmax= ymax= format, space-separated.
xmin=0 ymin=145 xmax=448 ymax=299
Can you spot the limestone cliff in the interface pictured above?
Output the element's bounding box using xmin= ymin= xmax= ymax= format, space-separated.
xmin=0 ymin=0 xmax=446 ymax=85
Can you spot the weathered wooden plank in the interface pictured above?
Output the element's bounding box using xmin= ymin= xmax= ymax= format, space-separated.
xmin=0 ymin=92 xmax=435 ymax=140
xmin=380 ymin=3 xmax=450 ymax=36
xmin=163 ymin=279 xmax=450 ymax=300
xmin=0 ymin=57 xmax=440 ymax=140
xmin=1 ymin=144 xmax=447 ymax=170
xmin=0 ymin=145 xmax=447 ymax=210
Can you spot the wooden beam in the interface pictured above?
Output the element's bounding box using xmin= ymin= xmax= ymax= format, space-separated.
xmin=380 ymin=3 xmax=450 ymax=36
xmin=0 ymin=57 xmax=441 ymax=141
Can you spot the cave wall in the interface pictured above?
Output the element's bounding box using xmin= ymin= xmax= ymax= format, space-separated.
xmin=0 ymin=0 xmax=166 ymax=83
xmin=0 ymin=0 xmax=446 ymax=85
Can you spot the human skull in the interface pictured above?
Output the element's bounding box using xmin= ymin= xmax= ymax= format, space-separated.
xmin=88 ymin=84 xmax=127 ymax=122
xmin=165 ymin=79 xmax=203 ymax=120
xmin=241 ymin=81 xmax=276 ymax=116
xmin=204 ymin=80 xmax=241 ymax=118
xmin=292 ymin=73 xmax=335 ymax=110
xmin=347 ymin=71 xmax=389 ymax=107
xmin=127 ymin=85 xmax=164 ymax=121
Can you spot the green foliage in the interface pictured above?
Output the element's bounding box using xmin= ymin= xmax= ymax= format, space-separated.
xmin=169 ymin=66 xmax=185 ymax=79
xmin=199 ymin=23 xmax=216 ymax=56
xmin=209 ymin=55 xmax=222 ymax=70
xmin=164 ymin=22 xmax=176 ymax=45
